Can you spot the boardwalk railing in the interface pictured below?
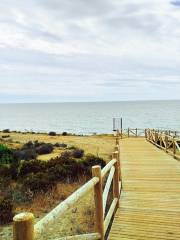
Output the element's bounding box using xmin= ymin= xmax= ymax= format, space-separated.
xmin=122 ymin=128 xmax=180 ymax=138
xmin=146 ymin=129 xmax=180 ymax=160
xmin=13 ymin=134 xmax=122 ymax=240
xmin=126 ymin=128 xmax=145 ymax=138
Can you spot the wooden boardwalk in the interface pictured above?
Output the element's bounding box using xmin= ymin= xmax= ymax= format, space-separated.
xmin=109 ymin=138 xmax=180 ymax=240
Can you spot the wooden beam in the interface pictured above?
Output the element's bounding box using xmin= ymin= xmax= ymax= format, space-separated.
xmin=103 ymin=166 xmax=115 ymax=215
xmin=101 ymin=159 xmax=117 ymax=179
xmin=13 ymin=212 xmax=34 ymax=240
xmin=92 ymin=166 xmax=104 ymax=240
xmin=112 ymin=152 xmax=120 ymax=208
xmin=56 ymin=233 xmax=101 ymax=240
xmin=104 ymin=198 xmax=118 ymax=234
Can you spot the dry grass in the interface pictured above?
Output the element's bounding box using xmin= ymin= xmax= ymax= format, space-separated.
xmin=0 ymin=131 xmax=115 ymax=239
xmin=15 ymin=182 xmax=82 ymax=219
xmin=0 ymin=132 xmax=115 ymax=161
xmin=37 ymin=189 xmax=95 ymax=240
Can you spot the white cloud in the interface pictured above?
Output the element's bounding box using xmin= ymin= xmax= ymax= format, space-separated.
xmin=0 ymin=0 xmax=180 ymax=102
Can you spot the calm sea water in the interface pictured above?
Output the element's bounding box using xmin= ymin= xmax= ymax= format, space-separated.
xmin=0 ymin=100 xmax=180 ymax=134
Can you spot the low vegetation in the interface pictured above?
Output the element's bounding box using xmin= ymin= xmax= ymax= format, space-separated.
xmin=0 ymin=144 xmax=13 ymax=164
xmin=0 ymin=139 xmax=106 ymax=225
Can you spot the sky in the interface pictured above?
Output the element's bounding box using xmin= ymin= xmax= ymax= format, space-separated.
xmin=0 ymin=0 xmax=180 ymax=103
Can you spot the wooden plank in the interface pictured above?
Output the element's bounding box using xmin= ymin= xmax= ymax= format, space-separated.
xmin=56 ymin=233 xmax=101 ymax=240
xmin=109 ymin=138 xmax=180 ymax=240
xmin=103 ymin=166 xmax=115 ymax=215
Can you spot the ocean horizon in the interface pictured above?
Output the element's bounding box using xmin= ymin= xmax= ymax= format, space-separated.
xmin=0 ymin=100 xmax=180 ymax=134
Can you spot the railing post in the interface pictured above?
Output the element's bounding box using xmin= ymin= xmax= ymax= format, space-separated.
xmin=136 ymin=128 xmax=137 ymax=137
xmin=165 ymin=131 xmax=168 ymax=152
xmin=165 ymin=134 xmax=168 ymax=152
xmin=155 ymin=132 xmax=158 ymax=143
xmin=128 ymin=128 xmax=130 ymax=138
xmin=92 ymin=166 xmax=104 ymax=240
xmin=114 ymin=146 xmax=121 ymax=182
xmin=173 ymin=137 xmax=176 ymax=158
xmin=160 ymin=133 xmax=162 ymax=147
xmin=117 ymin=129 xmax=120 ymax=138
xmin=13 ymin=212 xmax=34 ymax=240
xmin=115 ymin=137 xmax=119 ymax=145
xmin=112 ymin=152 xmax=120 ymax=208
xmin=145 ymin=129 xmax=147 ymax=139
xmin=147 ymin=129 xmax=150 ymax=140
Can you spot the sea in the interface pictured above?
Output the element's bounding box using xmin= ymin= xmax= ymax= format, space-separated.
xmin=0 ymin=100 xmax=180 ymax=135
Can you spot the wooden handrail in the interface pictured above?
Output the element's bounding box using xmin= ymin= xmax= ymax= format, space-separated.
xmin=13 ymin=133 xmax=122 ymax=240
xmin=146 ymin=129 xmax=180 ymax=160
xmin=103 ymin=166 xmax=115 ymax=215
xmin=104 ymin=198 xmax=118 ymax=233
xmin=101 ymin=159 xmax=117 ymax=178
xmin=34 ymin=177 xmax=99 ymax=236
xmin=56 ymin=233 xmax=101 ymax=240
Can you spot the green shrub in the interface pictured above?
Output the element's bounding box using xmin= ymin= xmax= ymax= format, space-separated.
xmin=23 ymin=172 xmax=53 ymax=193
xmin=71 ymin=148 xmax=84 ymax=158
xmin=11 ymin=190 xmax=27 ymax=203
xmin=19 ymin=160 xmax=47 ymax=177
xmin=62 ymin=132 xmax=67 ymax=136
xmin=0 ymin=164 xmax=10 ymax=177
xmin=2 ymin=129 xmax=10 ymax=133
xmin=2 ymin=135 xmax=10 ymax=138
xmin=0 ymin=176 xmax=11 ymax=192
xmin=49 ymin=131 xmax=56 ymax=136
xmin=48 ymin=151 xmax=105 ymax=182
xmin=58 ymin=151 xmax=72 ymax=163
xmin=36 ymin=144 xmax=53 ymax=155
xmin=9 ymin=162 xmax=20 ymax=180
xmin=22 ymin=141 xmax=34 ymax=149
xmin=0 ymin=198 xmax=14 ymax=224
xmin=83 ymin=154 xmax=106 ymax=168
xmin=48 ymin=165 xmax=68 ymax=181
xmin=0 ymin=144 xmax=13 ymax=164
xmin=54 ymin=143 xmax=67 ymax=148
xmin=13 ymin=149 xmax=37 ymax=161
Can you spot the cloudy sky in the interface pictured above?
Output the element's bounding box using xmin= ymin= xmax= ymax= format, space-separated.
xmin=0 ymin=0 xmax=180 ymax=103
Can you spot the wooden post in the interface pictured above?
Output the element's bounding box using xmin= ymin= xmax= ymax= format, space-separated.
xmin=136 ymin=128 xmax=137 ymax=137
xmin=114 ymin=146 xmax=121 ymax=182
xmin=155 ymin=132 xmax=158 ymax=143
xmin=173 ymin=138 xmax=176 ymax=158
xmin=120 ymin=118 xmax=123 ymax=139
xmin=92 ymin=166 xmax=104 ymax=240
xmin=160 ymin=134 xmax=162 ymax=147
xmin=13 ymin=212 xmax=34 ymax=240
xmin=128 ymin=128 xmax=130 ymax=138
xmin=145 ymin=129 xmax=147 ymax=139
xmin=165 ymin=135 xmax=168 ymax=152
xmin=115 ymin=137 xmax=119 ymax=145
xmin=117 ymin=129 xmax=120 ymax=137
xmin=147 ymin=129 xmax=149 ymax=140
xmin=112 ymin=152 xmax=120 ymax=208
